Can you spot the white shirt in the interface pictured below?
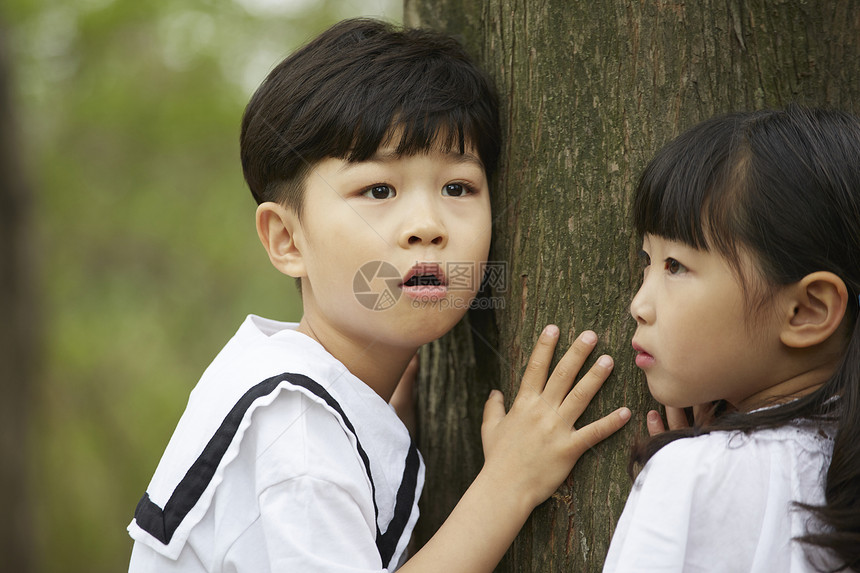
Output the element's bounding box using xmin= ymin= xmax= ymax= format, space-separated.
xmin=128 ymin=315 xmax=424 ymax=572
xmin=603 ymin=421 xmax=836 ymax=572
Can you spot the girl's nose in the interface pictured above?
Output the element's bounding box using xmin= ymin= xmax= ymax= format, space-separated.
xmin=629 ymin=282 xmax=653 ymax=325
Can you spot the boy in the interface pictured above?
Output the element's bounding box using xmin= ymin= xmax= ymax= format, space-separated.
xmin=127 ymin=18 xmax=630 ymax=572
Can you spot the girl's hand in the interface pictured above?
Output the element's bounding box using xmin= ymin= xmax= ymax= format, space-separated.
xmin=646 ymin=403 xmax=716 ymax=436
xmin=480 ymin=325 xmax=631 ymax=510
xmin=645 ymin=407 xmax=689 ymax=435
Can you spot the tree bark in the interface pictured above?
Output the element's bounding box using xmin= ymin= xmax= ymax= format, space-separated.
xmin=0 ymin=16 xmax=38 ymax=573
xmin=405 ymin=1 xmax=860 ymax=570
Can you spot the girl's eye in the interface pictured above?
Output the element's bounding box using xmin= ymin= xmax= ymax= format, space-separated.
xmin=638 ymin=250 xmax=651 ymax=270
xmin=665 ymin=257 xmax=688 ymax=275
xmin=362 ymin=185 xmax=395 ymax=200
xmin=442 ymin=183 xmax=473 ymax=197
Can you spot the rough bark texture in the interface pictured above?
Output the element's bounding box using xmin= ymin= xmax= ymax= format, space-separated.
xmin=405 ymin=1 xmax=860 ymax=571
xmin=0 ymin=17 xmax=37 ymax=573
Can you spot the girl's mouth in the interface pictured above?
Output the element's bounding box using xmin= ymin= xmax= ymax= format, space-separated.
xmin=632 ymin=342 xmax=655 ymax=369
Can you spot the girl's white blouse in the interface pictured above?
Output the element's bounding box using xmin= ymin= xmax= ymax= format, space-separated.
xmin=603 ymin=421 xmax=838 ymax=572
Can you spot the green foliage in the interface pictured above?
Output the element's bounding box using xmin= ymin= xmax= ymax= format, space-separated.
xmin=5 ymin=0 xmax=401 ymax=571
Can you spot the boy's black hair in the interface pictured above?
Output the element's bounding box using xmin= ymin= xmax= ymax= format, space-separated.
xmin=240 ymin=18 xmax=501 ymax=215
xmin=631 ymin=105 xmax=860 ymax=572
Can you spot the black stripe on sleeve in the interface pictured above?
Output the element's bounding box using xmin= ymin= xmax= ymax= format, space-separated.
xmin=133 ymin=372 xmax=420 ymax=568
xmin=133 ymin=374 xmax=379 ymax=541
xmin=134 ymin=374 xmax=287 ymax=545
xmin=376 ymin=441 xmax=421 ymax=566
xmin=132 ymin=372 xmax=421 ymax=568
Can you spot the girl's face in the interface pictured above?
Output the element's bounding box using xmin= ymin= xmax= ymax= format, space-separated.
xmin=630 ymin=234 xmax=790 ymax=411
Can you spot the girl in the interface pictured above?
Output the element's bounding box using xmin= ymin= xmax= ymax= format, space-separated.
xmin=604 ymin=106 xmax=860 ymax=572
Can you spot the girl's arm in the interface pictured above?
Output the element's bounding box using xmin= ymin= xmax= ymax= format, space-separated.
xmin=400 ymin=325 xmax=631 ymax=573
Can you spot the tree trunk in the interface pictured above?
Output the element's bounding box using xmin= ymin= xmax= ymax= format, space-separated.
xmin=405 ymin=1 xmax=860 ymax=570
xmin=0 ymin=15 xmax=37 ymax=573
xmin=0 ymin=17 xmax=37 ymax=573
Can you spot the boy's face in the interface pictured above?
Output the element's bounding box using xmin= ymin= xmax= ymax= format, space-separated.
xmin=286 ymin=144 xmax=492 ymax=350
xmin=629 ymin=234 xmax=788 ymax=411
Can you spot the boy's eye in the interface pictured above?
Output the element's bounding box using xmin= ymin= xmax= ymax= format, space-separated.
xmin=442 ymin=183 xmax=472 ymax=197
xmin=362 ymin=185 xmax=395 ymax=200
xmin=664 ymin=257 xmax=687 ymax=275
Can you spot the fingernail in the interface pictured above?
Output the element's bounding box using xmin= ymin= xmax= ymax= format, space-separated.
xmin=647 ymin=411 xmax=659 ymax=423
xmin=543 ymin=324 xmax=559 ymax=336
xmin=597 ymin=355 xmax=613 ymax=368
xmin=619 ymin=407 xmax=631 ymax=421
xmin=580 ymin=330 xmax=597 ymax=344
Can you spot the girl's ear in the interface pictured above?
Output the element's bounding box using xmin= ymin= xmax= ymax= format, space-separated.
xmin=255 ymin=202 xmax=307 ymax=278
xmin=780 ymin=271 xmax=848 ymax=348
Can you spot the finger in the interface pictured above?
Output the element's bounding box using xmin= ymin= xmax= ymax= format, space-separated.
xmin=517 ymin=325 xmax=560 ymax=397
xmin=646 ymin=410 xmax=666 ymax=436
xmin=692 ymin=402 xmax=714 ymax=426
xmin=542 ymin=330 xmax=599 ymax=405
xmin=665 ymin=406 xmax=690 ymax=430
xmin=571 ymin=407 xmax=632 ymax=457
xmin=481 ymin=389 xmax=507 ymax=440
xmin=557 ymin=353 xmax=613 ymax=423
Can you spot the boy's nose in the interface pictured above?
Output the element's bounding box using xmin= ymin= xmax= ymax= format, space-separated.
xmin=401 ymin=222 xmax=447 ymax=247
xmin=399 ymin=203 xmax=448 ymax=248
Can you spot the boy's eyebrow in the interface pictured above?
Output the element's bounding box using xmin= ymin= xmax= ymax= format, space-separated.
xmin=339 ymin=150 xmax=484 ymax=170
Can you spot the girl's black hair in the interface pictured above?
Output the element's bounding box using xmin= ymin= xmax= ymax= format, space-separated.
xmin=631 ymin=105 xmax=860 ymax=571
xmin=240 ymin=18 xmax=500 ymax=215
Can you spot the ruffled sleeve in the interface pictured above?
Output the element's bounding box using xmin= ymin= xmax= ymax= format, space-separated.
xmin=603 ymin=430 xmax=818 ymax=573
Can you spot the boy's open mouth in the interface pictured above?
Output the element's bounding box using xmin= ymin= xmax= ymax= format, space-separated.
xmin=400 ymin=263 xmax=448 ymax=300
xmin=403 ymin=274 xmax=443 ymax=287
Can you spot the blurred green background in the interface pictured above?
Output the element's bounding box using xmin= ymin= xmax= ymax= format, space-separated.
xmin=4 ymin=0 xmax=401 ymax=571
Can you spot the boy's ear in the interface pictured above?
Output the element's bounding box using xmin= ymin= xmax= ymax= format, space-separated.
xmin=780 ymin=271 xmax=848 ymax=348
xmin=255 ymin=202 xmax=306 ymax=278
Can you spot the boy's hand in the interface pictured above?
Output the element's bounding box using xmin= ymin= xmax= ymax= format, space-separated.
xmin=400 ymin=328 xmax=628 ymax=572
xmin=390 ymin=354 xmax=419 ymax=438
xmin=480 ymin=325 xmax=630 ymax=510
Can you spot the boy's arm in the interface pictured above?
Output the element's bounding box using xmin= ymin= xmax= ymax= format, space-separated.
xmin=400 ymin=326 xmax=631 ymax=573
xmin=389 ymin=354 xmax=419 ymax=437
